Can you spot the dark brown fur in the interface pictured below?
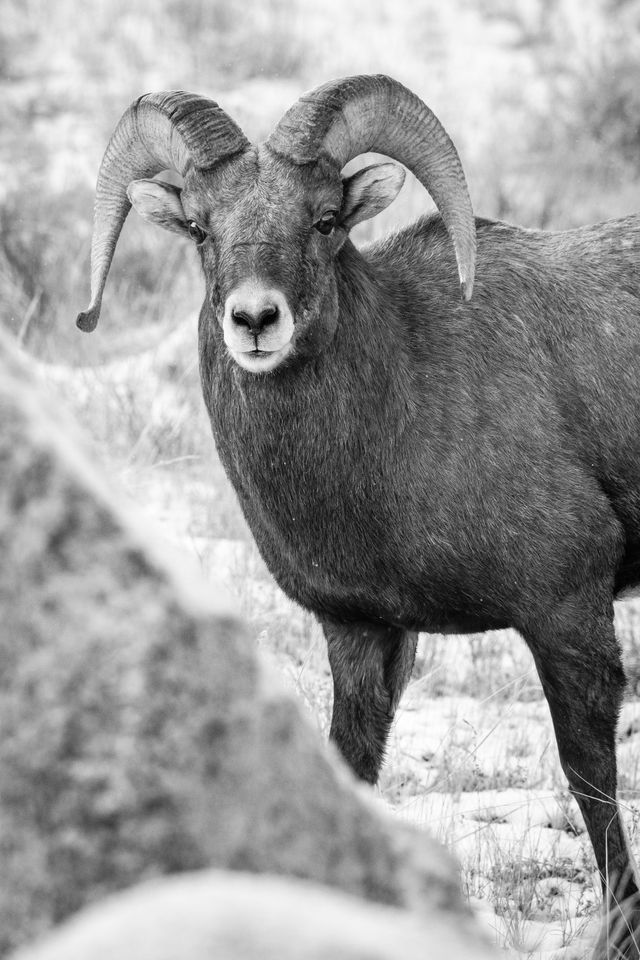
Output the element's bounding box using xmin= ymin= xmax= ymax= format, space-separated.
xmin=197 ymin=208 xmax=640 ymax=957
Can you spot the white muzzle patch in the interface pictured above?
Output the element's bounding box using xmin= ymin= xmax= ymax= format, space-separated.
xmin=223 ymin=280 xmax=294 ymax=374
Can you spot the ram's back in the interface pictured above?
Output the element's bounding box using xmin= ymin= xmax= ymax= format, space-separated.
xmin=381 ymin=213 xmax=640 ymax=440
xmin=479 ymin=217 xmax=640 ymax=520
xmin=366 ymin=214 xmax=640 ymax=579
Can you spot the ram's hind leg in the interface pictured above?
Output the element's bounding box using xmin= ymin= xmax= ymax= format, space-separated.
xmin=322 ymin=619 xmax=418 ymax=784
xmin=524 ymin=593 xmax=640 ymax=958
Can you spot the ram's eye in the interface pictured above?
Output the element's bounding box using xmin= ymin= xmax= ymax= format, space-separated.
xmin=314 ymin=210 xmax=338 ymax=235
xmin=188 ymin=221 xmax=207 ymax=244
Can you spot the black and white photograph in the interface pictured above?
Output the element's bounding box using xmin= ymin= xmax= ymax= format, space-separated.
xmin=3 ymin=1 xmax=640 ymax=957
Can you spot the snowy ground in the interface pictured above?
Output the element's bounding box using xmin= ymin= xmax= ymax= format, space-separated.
xmin=173 ymin=532 xmax=640 ymax=960
xmin=40 ymin=330 xmax=640 ymax=960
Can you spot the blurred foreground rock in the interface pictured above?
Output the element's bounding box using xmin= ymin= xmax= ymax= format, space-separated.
xmin=8 ymin=869 xmax=496 ymax=960
xmin=0 ymin=328 xmax=493 ymax=959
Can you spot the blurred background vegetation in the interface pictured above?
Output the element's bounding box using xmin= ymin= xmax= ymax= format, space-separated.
xmin=3 ymin=0 xmax=640 ymax=361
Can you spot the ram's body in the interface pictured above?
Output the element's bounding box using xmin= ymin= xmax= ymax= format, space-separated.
xmin=203 ymin=214 xmax=640 ymax=626
xmin=78 ymin=77 xmax=640 ymax=958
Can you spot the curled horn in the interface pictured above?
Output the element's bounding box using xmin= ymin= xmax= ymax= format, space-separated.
xmin=266 ymin=74 xmax=476 ymax=300
xmin=77 ymin=92 xmax=249 ymax=332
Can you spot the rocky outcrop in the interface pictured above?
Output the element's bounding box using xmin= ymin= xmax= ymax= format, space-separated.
xmin=9 ymin=870 xmax=496 ymax=960
xmin=0 ymin=328 xmax=490 ymax=957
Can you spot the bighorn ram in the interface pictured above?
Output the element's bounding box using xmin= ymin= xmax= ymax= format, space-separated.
xmin=78 ymin=75 xmax=640 ymax=954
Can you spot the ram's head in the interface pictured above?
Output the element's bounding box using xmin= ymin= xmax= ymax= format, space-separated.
xmin=77 ymin=76 xmax=475 ymax=374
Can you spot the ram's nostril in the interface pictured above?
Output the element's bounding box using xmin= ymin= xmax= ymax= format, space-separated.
xmin=231 ymin=307 xmax=253 ymax=329
xmin=259 ymin=304 xmax=279 ymax=327
xmin=231 ymin=303 xmax=279 ymax=335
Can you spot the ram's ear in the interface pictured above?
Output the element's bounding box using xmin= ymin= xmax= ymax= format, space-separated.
xmin=339 ymin=162 xmax=406 ymax=231
xmin=127 ymin=179 xmax=189 ymax=236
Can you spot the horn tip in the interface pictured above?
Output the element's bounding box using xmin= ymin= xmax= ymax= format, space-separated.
xmin=460 ymin=277 xmax=474 ymax=302
xmin=76 ymin=305 xmax=100 ymax=333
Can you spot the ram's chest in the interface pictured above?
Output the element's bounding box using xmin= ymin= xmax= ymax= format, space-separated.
xmin=205 ymin=373 xmax=412 ymax=614
xmin=202 ymin=365 xmax=534 ymax=630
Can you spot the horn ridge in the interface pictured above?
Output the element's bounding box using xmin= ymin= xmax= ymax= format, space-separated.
xmin=266 ymin=74 xmax=476 ymax=299
xmin=77 ymin=91 xmax=249 ymax=332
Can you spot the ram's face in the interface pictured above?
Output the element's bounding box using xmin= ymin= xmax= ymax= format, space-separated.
xmin=195 ymin=149 xmax=345 ymax=374
xmin=128 ymin=147 xmax=404 ymax=374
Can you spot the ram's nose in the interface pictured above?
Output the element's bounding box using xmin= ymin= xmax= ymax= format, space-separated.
xmin=224 ymin=283 xmax=291 ymax=337
xmin=230 ymin=301 xmax=280 ymax=336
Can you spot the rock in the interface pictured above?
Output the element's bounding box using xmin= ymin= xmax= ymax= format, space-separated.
xmin=0 ymin=328 xmax=484 ymax=956
xmin=8 ymin=869 xmax=496 ymax=960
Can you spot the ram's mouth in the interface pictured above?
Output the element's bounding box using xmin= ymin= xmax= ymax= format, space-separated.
xmin=230 ymin=341 xmax=293 ymax=373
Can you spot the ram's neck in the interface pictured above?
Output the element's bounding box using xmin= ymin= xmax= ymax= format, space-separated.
xmin=329 ymin=238 xmax=415 ymax=415
xmin=335 ymin=238 xmax=396 ymax=352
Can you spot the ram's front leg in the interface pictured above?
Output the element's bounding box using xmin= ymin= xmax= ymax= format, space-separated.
xmin=321 ymin=618 xmax=418 ymax=783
